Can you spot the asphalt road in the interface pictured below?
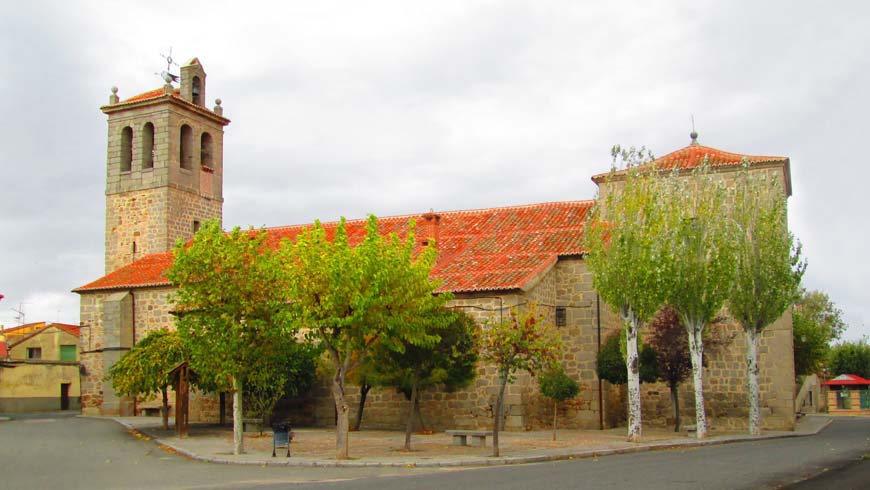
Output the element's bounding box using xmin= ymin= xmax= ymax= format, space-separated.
xmin=0 ymin=413 xmax=867 ymax=490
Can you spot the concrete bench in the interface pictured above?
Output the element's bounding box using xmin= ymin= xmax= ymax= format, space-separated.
xmin=446 ymin=430 xmax=491 ymax=447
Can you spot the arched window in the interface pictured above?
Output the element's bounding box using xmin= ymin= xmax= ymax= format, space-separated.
xmin=200 ymin=132 xmax=213 ymax=168
xmin=192 ymin=76 xmax=202 ymax=105
xmin=179 ymin=124 xmax=193 ymax=169
xmin=141 ymin=123 xmax=154 ymax=169
xmin=120 ymin=126 xmax=133 ymax=172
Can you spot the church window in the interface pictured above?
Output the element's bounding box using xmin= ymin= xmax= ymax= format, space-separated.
xmin=142 ymin=122 xmax=154 ymax=169
xmin=193 ymin=220 xmax=201 ymax=233
xmin=200 ymin=132 xmax=213 ymax=168
xmin=192 ymin=76 xmax=202 ymax=105
xmin=180 ymin=124 xmax=194 ymax=169
xmin=555 ymin=306 xmax=567 ymax=327
xmin=120 ymin=126 xmax=133 ymax=172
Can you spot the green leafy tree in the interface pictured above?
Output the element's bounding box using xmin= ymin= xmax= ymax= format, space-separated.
xmin=828 ymin=339 xmax=870 ymax=378
xmin=283 ymin=215 xmax=449 ymax=459
xmin=596 ymin=330 xmax=658 ymax=386
xmin=585 ymin=145 xmax=669 ymax=442
xmin=539 ymin=364 xmax=580 ymax=441
xmin=659 ymin=163 xmax=737 ymax=439
xmin=793 ymin=290 xmax=847 ymax=376
xmin=167 ymin=220 xmax=294 ymax=455
xmin=370 ymin=309 xmax=478 ymax=450
xmin=107 ymin=328 xmax=187 ymax=430
xmin=480 ymin=302 xmax=562 ymax=456
xmin=243 ymin=344 xmax=318 ymax=434
xmin=647 ymin=306 xmax=727 ymax=432
xmin=727 ymin=164 xmax=805 ymax=435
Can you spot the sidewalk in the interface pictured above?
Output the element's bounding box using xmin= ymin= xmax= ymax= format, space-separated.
xmin=108 ymin=415 xmax=833 ymax=468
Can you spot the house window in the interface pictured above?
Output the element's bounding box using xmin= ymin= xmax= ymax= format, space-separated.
xmin=142 ymin=122 xmax=155 ymax=169
xmin=200 ymin=132 xmax=213 ymax=168
xmin=60 ymin=345 xmax=77 ymax=362
xmin=555 ymin=306 xmax=567 ymax=327
xmin=27 ymin=347 xmax=42 ymax=359
xmin=179 ymin=124 xmax=194 ymax=169
xmin=120 ymin=126 xmax=133 ymax=172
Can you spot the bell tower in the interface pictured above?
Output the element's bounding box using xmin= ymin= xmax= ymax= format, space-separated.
xmin=101 ymin=57 xmax=230 ymax=273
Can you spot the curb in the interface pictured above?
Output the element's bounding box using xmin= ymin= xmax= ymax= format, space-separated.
xmin=114 ymin=416 xmax=835 ymax=469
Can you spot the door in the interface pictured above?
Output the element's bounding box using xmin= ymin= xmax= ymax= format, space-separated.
xmin=861 ymin=388 xmax=870 ymax=409
xmin=61 ymin=383 xmax=71 ymax=410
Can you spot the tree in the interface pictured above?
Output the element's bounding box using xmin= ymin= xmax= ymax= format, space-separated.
xmin=647 ymin=306 xmax=727 ymax=432
xmin=828 ymin=339 xmax=870 ymax=378
xmin=659 ymin=163 xmax=737 ymax=439
xmin=243 ymin=343 xmax=318 ymax=434
xmin=793 ymin=290 xmax=847 ymax=376
xmin=370 ymin=309 xmax=478 ymax=450
xmin=480 ymin=302 xmax=562 ymax=457
xmin=585 ymin=145 xmax=669 ymax=442
xmin=727 ymin=164 xmax=804 ymax=435
xmin=539 ymin=364 xmax=579 ymax=441
xmin=283 ymin=215 xmax=450 ymax=459
xmin=107 ymin=329 xmax=187 ymax=430
xmin=167 ymin=220 xmax=295 ymax=455
xmin=596 ymin=330 xmax=659 ymax=386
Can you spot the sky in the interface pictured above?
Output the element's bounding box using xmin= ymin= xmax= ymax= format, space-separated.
xmin=0 ymin=1 xmax=867 ymax=341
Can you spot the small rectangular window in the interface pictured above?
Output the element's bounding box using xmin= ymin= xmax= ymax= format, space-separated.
xmin=193 ymin=220 xmax=201 ymax=233
xmin=555 ymin=306 xmax=567 ymax=327
xmin=60 ymin=345 xmax=77 ymax=361
xmin=27 ymin=347 xmax=42 ymax=360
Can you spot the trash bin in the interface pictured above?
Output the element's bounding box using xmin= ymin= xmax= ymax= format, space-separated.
xmin=272 ymin=421 xmax=292 ymax=457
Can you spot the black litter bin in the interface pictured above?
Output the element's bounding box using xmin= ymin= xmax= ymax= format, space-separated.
xmin=272 ymin=422 xmax=292 ymax=457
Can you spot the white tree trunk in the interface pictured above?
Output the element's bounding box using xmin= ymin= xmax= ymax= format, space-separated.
xmin=232 ymin=376 xmax=244 ymax=455
xmin=686 ymin=323 xmax=708 ymax=439
xmin=746 ymin=327 xmax=762 ymax=436
xmin=625 ymin=312 xmax=642 ymax=443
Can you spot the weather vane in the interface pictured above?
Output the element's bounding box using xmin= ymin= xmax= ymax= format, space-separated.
xmin=156 ymin=47 xmax=180 ymax=85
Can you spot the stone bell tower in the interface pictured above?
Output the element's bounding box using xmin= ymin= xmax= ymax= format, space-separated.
xmin=100 ymin=57 xmax=230 ymax=273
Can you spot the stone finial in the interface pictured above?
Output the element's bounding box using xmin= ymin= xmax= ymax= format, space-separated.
xmin=213 ymin=98 xmax=223 ymax=116
xmin=690 ymin=130 xmax=699 ymax=145
xmin=163 ymin=83 xmax=174 ymax=95
xmin=109 ymin=86 xmax=119 ymax=104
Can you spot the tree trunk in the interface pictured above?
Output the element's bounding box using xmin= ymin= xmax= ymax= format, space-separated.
xmin=625 ymin=315 xmax=642 ymax=442
xmin=352 ymin=381 xmax=371 ymax=431
xmin=669 ymin=381 xmax=680 ymax=432
xmin=161 ymin=386 xmax=169 ymax=430
xmin=686 ymin=323 xmax=708 ymax=439
xmin=493 ymin=372 xmax=508 ymax=457
xmin=232 ymin=376 xmax=244 ymax=455
xmin=404 ymin=374 xmax=419 ymax=451
xmin=552 ymin=400 xmax=558 ymax=441
xmin=331 ymin=371 xmax=350 ymax=459
xmin=746 ymin=327 xmax=762 ymax=436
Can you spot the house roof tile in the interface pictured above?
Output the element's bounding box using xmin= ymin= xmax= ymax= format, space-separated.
xmin=74 ymin=200 xmax=593 ymax=294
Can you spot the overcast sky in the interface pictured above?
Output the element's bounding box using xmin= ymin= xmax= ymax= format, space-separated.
xmin=1 ymin=1 xmax=867 ymax=341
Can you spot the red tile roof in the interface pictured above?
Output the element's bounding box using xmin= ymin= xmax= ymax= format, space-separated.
xmin=592 ymin=142 xmax=788 ymax=182
xmin=123 ymin=87 xmax=181 ymax=103
xmin=4 ymin=322 xmax=81 ymax=348
xmin=822 ymin=374 xmax=870 ymax=386
xmin=75 ymin=201 xmax=593 ymax=294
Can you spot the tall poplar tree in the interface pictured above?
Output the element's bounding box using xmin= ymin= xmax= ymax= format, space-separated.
xmin=585 ymin=145 xmax=668 ymax=442
xmin=727 ymin=164 xmax=804 ymax=435
xmin=283 ymin=215 xmax=450 ymax=459
xmin=659 ymin=164 xmax=737 ymax=439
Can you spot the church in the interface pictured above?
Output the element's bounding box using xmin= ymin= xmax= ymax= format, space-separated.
xmin=75 ymin=58 xmax=797 ymax=431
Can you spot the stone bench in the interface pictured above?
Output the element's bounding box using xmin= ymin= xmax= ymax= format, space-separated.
xmin=446 ymin=430 xmax=491 ymax=447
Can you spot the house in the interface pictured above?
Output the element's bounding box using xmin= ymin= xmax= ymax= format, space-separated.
xmin=822 ymin=374 xmax=870 ymax=414
xmin=0 ymin=322 xmax=81 ymax=412
xmin=74 ymin=57 xmax=797 ymax=431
